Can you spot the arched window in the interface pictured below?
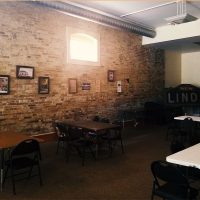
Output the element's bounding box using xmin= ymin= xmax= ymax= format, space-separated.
xmin=67 ymin=27 xmax=100 ymax=66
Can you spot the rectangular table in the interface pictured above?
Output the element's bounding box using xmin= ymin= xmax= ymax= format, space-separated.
xmin=0 ymin=132 xmax=43 ymax=191
xmin=166 ymin=143 xmax=200 ymax=169
xmin=59 ymin=120 xmax=120 ymax=157
xmin=61 ymin=120 xmax=120 ymax=132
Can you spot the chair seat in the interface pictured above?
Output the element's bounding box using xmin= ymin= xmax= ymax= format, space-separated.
xmin=155 ymin=183 xmax=198 ymax=200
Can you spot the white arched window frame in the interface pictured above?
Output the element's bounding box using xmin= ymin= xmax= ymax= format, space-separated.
xmin=66 ymin=27 xmax=100 ymax=66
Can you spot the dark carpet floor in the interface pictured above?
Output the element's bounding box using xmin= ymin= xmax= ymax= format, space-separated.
xmin=0 ymin=124 xmax=196 ymax=200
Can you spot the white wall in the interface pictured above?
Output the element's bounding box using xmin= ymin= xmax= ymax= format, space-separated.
xmin=142 ymin=17 xmax=200 ymax=88
xmin=165 ymin=50 xmax=200 ymax=87
xmin=165 ymin=50 xmax=181 ymax=87
xmin=182 ymin=51 xmax=200 ymax=87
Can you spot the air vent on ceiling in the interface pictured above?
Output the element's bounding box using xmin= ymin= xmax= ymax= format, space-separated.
xmin=165 ymin=13 xmax=197 ymax=25
xmin=165 ymin=0 xmax=197 ymax=25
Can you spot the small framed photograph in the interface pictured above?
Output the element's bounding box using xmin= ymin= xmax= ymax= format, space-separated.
xmin=16 ymin=65 xmax=34 ymax=79
xmin=108 ymin=70 xmax=115 ymax=82
xmin=0 ymin=75 xmax=10 ymax=95
xmin=68 ymin=78 xmax=77 ymax=94
xmin=82 ymin=82 xmax=91 ymax=90
xmin=38 ymin=77 xmax=50 ymax=94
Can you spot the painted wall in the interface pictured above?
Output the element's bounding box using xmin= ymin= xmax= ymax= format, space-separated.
xmin=165 ymin=50 xmax=181 ymax=87
xmin=165 ymin=50 xmax=200 ymax=87
xmin=182 ymin=51 xmax=200 ymax=86
xmin=0 ymin=2 xmax=164 ymax=134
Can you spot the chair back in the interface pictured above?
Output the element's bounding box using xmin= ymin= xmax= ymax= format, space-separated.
xmin=11 ymin=139 xmax=40 ymax=158
xmin=93 ymin=116 xmax=100 ymax=122
xmin=151 ymin=160 xmax=188 ymax=186
xmin=68 ymin=127 xmax=83 ymax=141
xmin=170 ymin=140 xmax=185 ymax=153
xmin=182 ymin=117 xmax=194 ymax=132
xmin=55 ymin=122 xmax=68 ymax=137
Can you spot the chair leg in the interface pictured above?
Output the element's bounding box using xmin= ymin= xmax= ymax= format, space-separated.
xmin=56 ymin=140 xmax=60 ymax=154
xmin=65 ymin=143 xmax=71 ymax=163
xmin=11 ymin=168 xmax=16 ymax=195
xmin=120 ymin=138 xmax=125 ymax=154
xmin=2 ymin=166 xmax=9 ymax=187
xmin=27 ymin=165 xmax=33 ymax=180
xmin=108 ymin=140 xmax=113 ymax=156
xmin=89 ymin=146 xmax=96 ymax=160
xmin=151 ymin=190 xmax=154 ymax=200
xmin=37 ymin=164 xmax=43 ymax=186
xmin=81 ymin=148 xmax=85 ymax=166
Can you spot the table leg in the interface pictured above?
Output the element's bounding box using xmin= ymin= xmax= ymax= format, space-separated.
xmin=95 ymin=133 xmax=99 ymax=159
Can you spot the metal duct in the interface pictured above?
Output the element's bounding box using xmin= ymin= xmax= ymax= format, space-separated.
xmin=31 ymin=1 xmax=156 ymax=38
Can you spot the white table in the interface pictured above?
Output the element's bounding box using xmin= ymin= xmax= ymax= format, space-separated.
xmin=174 ymin=115 xmax=200 ymax=122
xmin=166 ymin=143 xmax=200 ymax=169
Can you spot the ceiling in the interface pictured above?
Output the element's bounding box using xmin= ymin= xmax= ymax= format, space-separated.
xmin=66 ymin=1 xmax=200 ymax=29
xmin=63 ymin=0 xmax=200 ymax=51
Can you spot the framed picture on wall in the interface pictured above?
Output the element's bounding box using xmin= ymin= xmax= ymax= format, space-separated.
xmin=38 ymin=77 xmax=50 ymax=94
xmin=0 ymin=75 xmax=10 ymax=95
xmin=16 ymin=65 xmax=34 ymax=79
xmin=68 ymin=78 xmax=77 ymax=94
xmin=108 ymin=70 xmax=115 ymax=82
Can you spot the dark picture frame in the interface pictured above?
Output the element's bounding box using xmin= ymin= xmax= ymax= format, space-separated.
xmin=38 ymin=77 xmax=50 ymax=94
xmin=68 ymin=78 xmax=77 ymax=94
xmin=16 ymin=65 xmax=34 ymax=79
xmin=0 ymin=75 xmax=10 ymax=95
xmin=108 ymin=70 xmax=115 ymax=82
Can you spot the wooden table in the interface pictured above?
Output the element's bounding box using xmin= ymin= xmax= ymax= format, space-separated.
xmin=61 ymin=120 xmax=120 ymax=132
xmin=59 ymin=120 xmax=120 ymax=157
xmin=0 ymin=132 xmax=43 ymax=191
xmin=166 ymin=143 xmax=200 ymax=169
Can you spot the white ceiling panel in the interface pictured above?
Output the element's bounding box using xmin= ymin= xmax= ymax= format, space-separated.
xmin=69 ymin=1 xmax=200 ymax=28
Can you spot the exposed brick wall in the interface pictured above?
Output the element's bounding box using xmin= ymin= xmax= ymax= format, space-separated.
xmin=0 ymin=2 xmax=164 ymax=134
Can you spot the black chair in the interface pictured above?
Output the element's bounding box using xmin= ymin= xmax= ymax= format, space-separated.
xmin=66 ymin=127 xmax=96 ymax=166
xmin=151 ymin=160 xmax=198 ymax=200
xmin=166 ymin=119 xmax=181 ymax=140
xmin=179 ymin=117 xmax=195 ymax=144
xmin=100 ymin=119 xmax=124 ymax=155
xmin=3 ymin=139 xmax=42 ymax=195
xmin=105 ymin=126 xmax=124 ymax=155
xmin=55 ymin=122 xmax=68 ymax=154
